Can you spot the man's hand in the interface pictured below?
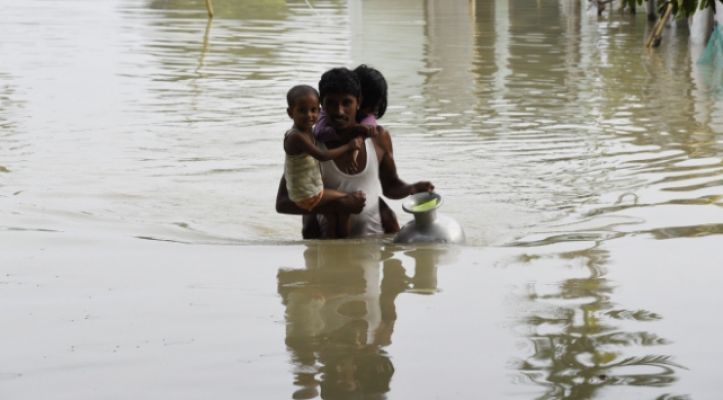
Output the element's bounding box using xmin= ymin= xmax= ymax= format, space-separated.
xmin=340 ymin=190 xmax=366 ymax=214
xmin=409 ymin=181 xmax=434 ymax=195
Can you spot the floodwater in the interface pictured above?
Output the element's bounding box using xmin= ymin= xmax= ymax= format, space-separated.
xmin=1 ymin=0 xmax=722 ymax=399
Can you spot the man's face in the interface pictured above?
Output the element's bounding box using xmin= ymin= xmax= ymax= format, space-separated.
xmin=322 ymin=93 xmax=358 ymax=130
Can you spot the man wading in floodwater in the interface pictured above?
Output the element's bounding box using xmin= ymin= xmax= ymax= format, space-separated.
xmin=276 ymin=67 xmax=434 ymax=238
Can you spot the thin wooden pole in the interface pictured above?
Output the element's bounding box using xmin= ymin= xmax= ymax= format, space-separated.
xmin=196 ymin=18 xmax=212 ymax=74
xmin=646 ymin=2 xmax=673 ymax=48
xmin=205 ymin=0 xmax=214 ymax=18
xmin=304 ymin=0 xmax=320 ymax=16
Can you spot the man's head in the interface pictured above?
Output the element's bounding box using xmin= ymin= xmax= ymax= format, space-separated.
xmin=318 ymin=68 xmax=360 ymax=130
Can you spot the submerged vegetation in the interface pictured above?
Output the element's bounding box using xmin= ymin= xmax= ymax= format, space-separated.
xmin=616 ymin=0 xmax=722 ymax=17
xmin=660 ymin=0 xmax=721 ymax=17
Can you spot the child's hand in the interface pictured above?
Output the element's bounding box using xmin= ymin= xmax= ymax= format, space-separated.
xmin=351 ymin=125 xmax=372 ymax=138
xmin=366 ymin=126 xmax=382 ymax=138
xmin=350 ymin=137 xmax=363 ymax=152
xmin=350 ymin=155 xmax=359 ymax=171
xmin=349 ymin=137 xmax=362 ymax=171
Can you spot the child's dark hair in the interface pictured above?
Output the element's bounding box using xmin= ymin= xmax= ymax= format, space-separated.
xmin=318 ymin=68 xmax=361 ymax=103
xmin=354 ymin=64 xmax=387 ymax=119
xmin=286 ymin=85 xmax=319 ymax=108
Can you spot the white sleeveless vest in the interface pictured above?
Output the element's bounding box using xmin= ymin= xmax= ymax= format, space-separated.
xmin=319 ymin=138 xmax=383 ymax=236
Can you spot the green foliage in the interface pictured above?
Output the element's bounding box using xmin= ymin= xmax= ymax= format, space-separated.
xmin=621 ymin=0 xmax=645 ymax=11
xmin=658 ymin=0 xmax=723 ymax=17
xmin=669 ymin=0 xmax=702 ymax=17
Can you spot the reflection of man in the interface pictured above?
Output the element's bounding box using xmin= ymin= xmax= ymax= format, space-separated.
xmin=276 ymin=67 xmax=433 ymax=238
xmin=277 ymin=243 xmax=411 ymax=399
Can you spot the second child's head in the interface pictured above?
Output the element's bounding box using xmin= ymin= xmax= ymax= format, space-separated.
xmin=286 ymin=85 xmax=320 ymax=132
xmin=353 ymin=65 xmax=387 ymax=120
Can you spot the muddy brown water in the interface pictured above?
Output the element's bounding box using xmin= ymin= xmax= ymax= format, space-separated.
xmin=1 ymin=1 xmax=721 ymax=399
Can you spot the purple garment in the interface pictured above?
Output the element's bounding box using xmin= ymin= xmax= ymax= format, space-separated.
xmin=359 ymin=114 xmax=377 ymax=126
xmin=313 ymin=110 xmax=378 ymax=143
xmin=313 ymin=110 xmax=340 ymax=143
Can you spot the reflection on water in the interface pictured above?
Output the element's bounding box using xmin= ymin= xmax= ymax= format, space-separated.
xmin=513 ymin=240 xmax=680 ymax=399
xmin=276 ymin=238 xmax=691 ymax=399
xmin=277 ymin=242 xmax=445 ymax=399
xmin=147 ymin=0 xmax=288 ymax=20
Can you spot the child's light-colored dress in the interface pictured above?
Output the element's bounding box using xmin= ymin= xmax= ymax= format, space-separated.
xmin=284 ymin=128 xmax=324 ymax=211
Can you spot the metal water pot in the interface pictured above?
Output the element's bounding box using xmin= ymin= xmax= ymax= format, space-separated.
xmin=393 ymin=192 xmax=465 ymax=244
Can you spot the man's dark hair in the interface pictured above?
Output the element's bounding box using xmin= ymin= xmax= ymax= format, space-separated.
xmin=286 ymin=84 xmax=319 ymax=108
xmin=354 ymin=64 xmax=387 ymax=119
xmin=318 ymin=68 xmax=361 ymax=103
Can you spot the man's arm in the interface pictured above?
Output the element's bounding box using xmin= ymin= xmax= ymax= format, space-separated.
xmin=276 ymin=175 xmax=306 ymax=215
xmin=275 ymin=175 xmax=366 ymax=215
xmin=375 ymin=129 xmax=434 ymax=199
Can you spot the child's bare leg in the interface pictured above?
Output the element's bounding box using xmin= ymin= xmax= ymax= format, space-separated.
xmin=324 ymin=213 xmax=339 ymax=239
xmin=334 ymin=191 xmax=364 ymax=238
xmin=301 ymin=214 xmax=322 ymax=239
xmin=335 ymin=212 xmax=352 ymax=238
xmin=306 ymin=189 xmax=346 ymax=238
xmin=323 ymin=211 xmax=351 ymax=238
xmin=313 ymin=190 xmax=364 ymax=239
